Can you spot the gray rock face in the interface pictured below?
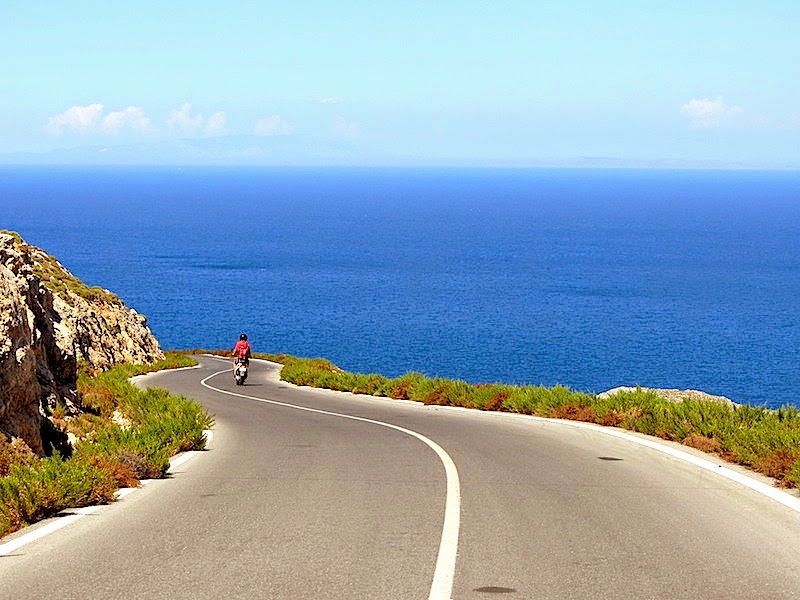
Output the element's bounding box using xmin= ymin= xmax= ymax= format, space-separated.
xmin=0 ymin=263 xmax=43 ymax=453
xmin=0 ymin=232 xmax=164 ymax=454
xmin=597 ymin=386 xmax=736 ymax=406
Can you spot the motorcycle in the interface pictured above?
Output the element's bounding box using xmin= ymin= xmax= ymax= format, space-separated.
xmin=234 ymin=357 xmax=248 ymax=385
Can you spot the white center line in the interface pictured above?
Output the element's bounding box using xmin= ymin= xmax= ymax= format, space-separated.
xmin=201 ymin=368 xmax=461 ymax=600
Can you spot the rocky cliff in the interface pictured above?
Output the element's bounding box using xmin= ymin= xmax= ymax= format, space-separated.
xmin=0 ymin=231 xmax=163 ymax=454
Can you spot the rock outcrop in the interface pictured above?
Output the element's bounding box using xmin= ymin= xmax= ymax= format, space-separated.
xmin=0 ymin=231 xmax=163 ymax=454
xmin=597 ymin=386 xmax=736 ymax=406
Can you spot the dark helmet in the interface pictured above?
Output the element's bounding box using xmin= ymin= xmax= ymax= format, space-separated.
xmin=240 ymin=333 xmax=248 ymax=341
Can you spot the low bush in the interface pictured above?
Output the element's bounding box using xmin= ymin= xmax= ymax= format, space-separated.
xmin=0 ymin=456 xmax=117 ymax=538
xmin=0 ymin=436 xmax=38 ymax=477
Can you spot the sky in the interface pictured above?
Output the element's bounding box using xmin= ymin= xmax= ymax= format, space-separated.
xmin=1 ymin=1 xmax=799 ymax=167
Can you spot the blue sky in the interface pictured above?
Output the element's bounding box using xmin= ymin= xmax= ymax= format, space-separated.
xmin=2 ymin=1 xmax=798 ymax=167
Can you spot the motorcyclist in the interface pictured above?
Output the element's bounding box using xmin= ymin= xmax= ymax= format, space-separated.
xmin=232 ymin=333 xmax=251 ymax=369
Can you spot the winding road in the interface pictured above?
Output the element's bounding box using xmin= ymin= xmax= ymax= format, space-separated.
xmin=2 ymin=355 xmax=800 ymax=599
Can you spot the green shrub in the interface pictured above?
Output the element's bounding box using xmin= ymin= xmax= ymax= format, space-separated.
xmin=74 ymin=426 xmax=171 ymax=481
xmin=789 ymin=460 xmax=800 ymax=489
xmin=74 ymin=368 xmax=213 ymax=485
xmin=0 ymin=455 xmax=116 ymax=537
xmin=381 ymin=372 xmax=427 ymax=399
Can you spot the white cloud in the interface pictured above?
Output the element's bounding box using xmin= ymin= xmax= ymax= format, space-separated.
xmin=102 ymin=106 xmax=152 ymax=134
xmin=45 ymin=104 xmax=154 ymax=136
xmin=166 ymin=103 xmax=205 ymax=135
xmin=254 ymin=114 xmax=293 ymax=136
xmin=166 ymin=103 xmax=227 ymax=136
xmin=319 ymin=97 xmax=341 ymax=105
xmin=45 ymin=103 xmax=105 ymax=136
xmin=204 ymin=111 xmax=227 ymax=136
xmin=680 ymin=96 xmax=743 ymax=129
xmin=331 ymin=116 xmax=360 ymax=139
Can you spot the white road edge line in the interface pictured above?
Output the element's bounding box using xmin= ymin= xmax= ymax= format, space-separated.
xmin=0 ymin=506 xmax=102 ymax=557
xmin=201 ymin=368 xmax=461 ymax=600
xmin=0 ymin=430 xmax=213 ymax=557
xmin=508 ymin=413 xmax=800 ymax=513
xmin=429 ymin=401 xmax=800 ymax=514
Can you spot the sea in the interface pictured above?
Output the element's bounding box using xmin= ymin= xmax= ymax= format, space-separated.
xmin=2 ymin=166 xmax=799 ymax=408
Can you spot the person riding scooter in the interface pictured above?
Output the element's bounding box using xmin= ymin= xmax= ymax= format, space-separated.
xmin=232 ymin=333 xmax=251 ymax=368
xmin=232 ymin=334 xmax=252 ymax=385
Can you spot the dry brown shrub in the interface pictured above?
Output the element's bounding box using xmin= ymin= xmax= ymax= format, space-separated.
xmin=80 ymin=386 xmax=116 ymax=414
xmin=682 ymin=434 xmax=721 ymax=454
xmin=483 ymin=391 xmax=510 ymax=412
xmin=85 ymin=454 xmax=140 ymax=488
xmin=66 ymin=414 xmax=105 ymax=439
xmin=455 ymin=395 xmax=478 ymax=409
xmin=755 ymin=449 xmax=799 ymax=487
xmin=390 ymin=381 xmax=413 ymax=400
xmin=50 ymin=416 xmax=68 ymax=430
xmin=310 ymin=359 xmax=342 ymax=373
xmin=626 ymin=407 xmax=644 ymax=420
xmin=423 ymin=388 xmax=447 ymax=406
xmin=0 ymin=436 xmax=38 ymax=476
xmin=549 ymin=404 xmax=597 ymax=423
xmin=118 ymin=451 xmax=151 ymax=480
xmin=655 ymin=429 xmax=677 ymax=441
xmin=600 ymin=409 xmax=626 ymax=427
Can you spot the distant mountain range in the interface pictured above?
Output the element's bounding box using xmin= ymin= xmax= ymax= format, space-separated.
xmin=1 ymin=136 xmax=795 ymax=169
xmin=1 ymin=135 xmax=372 ymax=166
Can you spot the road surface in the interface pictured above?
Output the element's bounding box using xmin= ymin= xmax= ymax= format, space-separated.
xmin=2 ymin=355 xmax=800 ymax=599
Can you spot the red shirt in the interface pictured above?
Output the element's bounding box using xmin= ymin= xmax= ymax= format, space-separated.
xmin=233 ymin=340 xmax=251 ymax=358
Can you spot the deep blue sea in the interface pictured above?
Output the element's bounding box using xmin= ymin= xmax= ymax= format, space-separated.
xmin=2 ymin=166 xmax=799 ymax=408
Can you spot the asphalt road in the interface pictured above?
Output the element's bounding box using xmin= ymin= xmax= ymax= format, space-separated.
xmin=2 ymin=355 xmax=800 ymax=599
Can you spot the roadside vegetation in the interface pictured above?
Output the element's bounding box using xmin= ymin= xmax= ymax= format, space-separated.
xmin=255 ymin=353 xmax=800 ymax=490
xmin=0 ymin=352 xmax=211 ymax=539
